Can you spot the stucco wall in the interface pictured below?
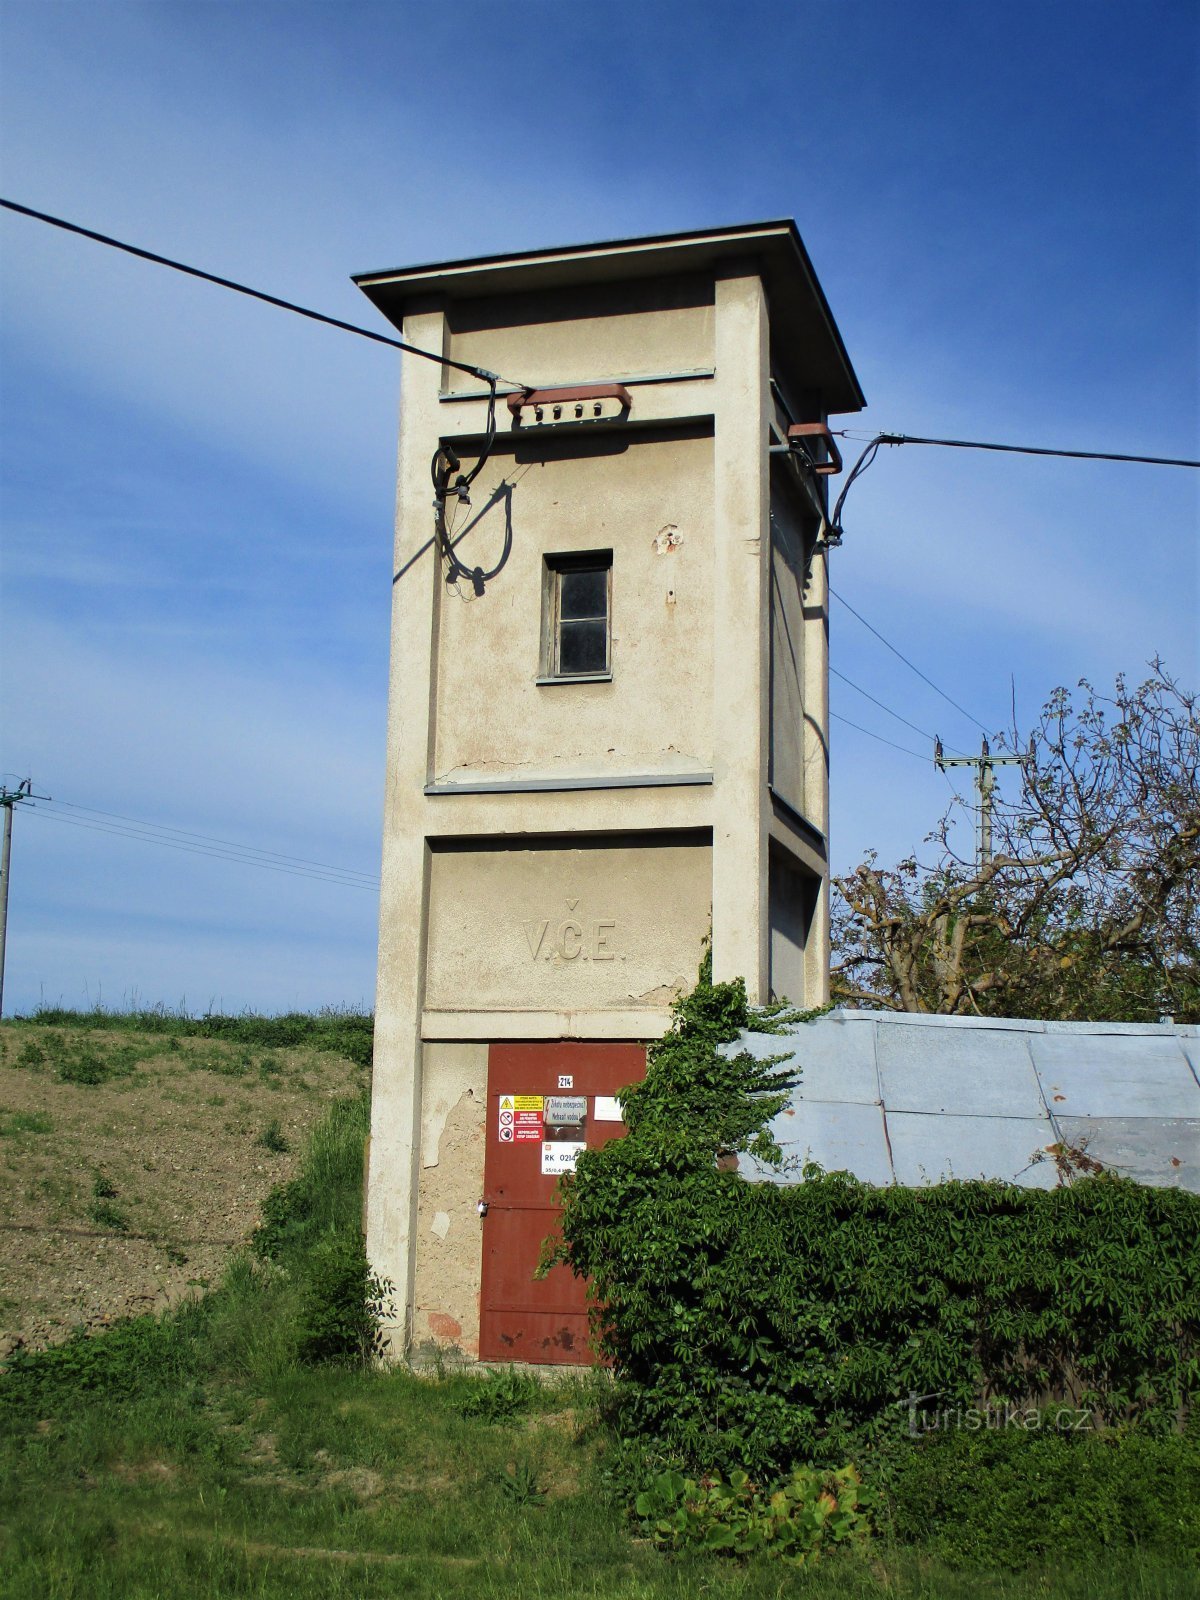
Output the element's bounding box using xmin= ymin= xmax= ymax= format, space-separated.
xmin=423 ymin=834 xmax=712 ymax=1022
xmin=768 ymin=849 xmax=817 ymax=1005
xmin=431 ymin=427 xmax=714 ymax=786
xmin=768 ymin=469 xmax=810 ymax=817
xmin=368 ymin=242 xmax=843 ymax=1355
xmin=411 ymin=1042 xmax=488 ymax=1359
xmin=445 ymin=274 xmax=715 ymax=391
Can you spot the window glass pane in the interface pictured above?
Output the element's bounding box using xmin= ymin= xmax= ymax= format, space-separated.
xmin=558 ymin=619 xmax=608 ymax=674
xmin=559 ymin=567 xmax=607 ymax=620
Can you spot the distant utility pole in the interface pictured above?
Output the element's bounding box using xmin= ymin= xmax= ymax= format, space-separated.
xmin=934 ymin=738 xmax=1024 ymax=870
xmin=0 ymin=780 xmax=49 ymax=1018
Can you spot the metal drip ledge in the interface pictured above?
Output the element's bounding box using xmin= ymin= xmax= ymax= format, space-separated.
xmin=424 ymin=771 xmax=714 ymax=797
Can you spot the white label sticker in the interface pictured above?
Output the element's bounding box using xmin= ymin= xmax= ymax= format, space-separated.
xmin=541 ymin=1140 xmax=586 ymax=1176
xmin=593 ymin=1095 xmax=624 ymax=1123
xmin=557 ymin=1074 xmax=574 ymax=1089
xmin=546 ymin=1095 xmax=587 ymax=1125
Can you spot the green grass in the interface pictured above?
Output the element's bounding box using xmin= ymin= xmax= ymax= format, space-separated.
xmin=3 ymin=1351 xmax=1194 ymax=1600
xmin=256 ymin=1119 xmax=290 ymax=1154
xmin=6 ymin=1004 xmax=374 ymax=1066
xmin=86 ymin=1198 xmax=130 ymax=1232
xmin=250 ymin=1093 xmax=372 ymax=1266
xmin=0 ymin=1009 xmax=372 ymax=1100
xmin=1 ymin=1074 xmax=1195 ymax=1599
xmin=0 ymin=1109 xmax=53 ymax=1137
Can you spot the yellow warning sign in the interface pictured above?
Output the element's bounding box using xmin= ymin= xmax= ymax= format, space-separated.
xmin=500 ymin=1096 xmax=514 ymax=1110
xmin=513 ymin=1094 xmax=544 ymax=1111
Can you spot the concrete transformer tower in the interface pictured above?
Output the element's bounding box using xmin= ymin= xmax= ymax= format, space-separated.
xmin=355 ymin=222 xmax=864 ymax=1363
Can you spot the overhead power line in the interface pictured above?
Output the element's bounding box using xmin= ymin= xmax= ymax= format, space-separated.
xmin=0 ymin=196 xmax=530 ymax=392
xmin=9 ymin=198 xmax=1195 ymax=473
xmin=830 ymin=665 xmax=961 ymax=750
xmin=820 ymin=427 xmax=1199 ymax=558
xmin=829 ymin=585 xmax=992 ymax=735
xmin=939 ymin=766 xmax=971 ymax=808
xmin=829 ymin=711 xmax=926 ymax=762
xmin=936 ymin=740 xmax=1026 ymax=869
xmin=11 ymin=199 xmax=1194 ymax=473
xmin=30 ymin=805 xmax=379 ymax=892
xmin=49 ymin=799 xmax=378 ymax=882
xmin=832 ymin=429 xmax=1200 ymax=472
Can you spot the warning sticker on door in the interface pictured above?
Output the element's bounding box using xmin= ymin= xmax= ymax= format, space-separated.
xmin=541 ymin=1140 xmax=586 ymax=1176
xmin=513 ymin=1108 xmax=543 ymax=1141
xmin=499 ymin=1094 xmax=545 ymax=1142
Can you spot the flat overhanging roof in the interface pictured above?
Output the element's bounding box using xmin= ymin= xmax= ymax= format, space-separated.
xmin=354 ymin=219 xmax=865 ymax=415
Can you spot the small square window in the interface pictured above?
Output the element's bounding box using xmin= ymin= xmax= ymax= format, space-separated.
xmin=542 ymin=552 xmax=612 ymax=680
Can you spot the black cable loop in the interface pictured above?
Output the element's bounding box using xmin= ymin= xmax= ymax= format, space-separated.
xmin=432 ymin=377 xmax=503 ymax=593
xmin=830 ymin=436 xmax=885 ymax=536
xmin=795 ymin=435 xmax=882 ymax=591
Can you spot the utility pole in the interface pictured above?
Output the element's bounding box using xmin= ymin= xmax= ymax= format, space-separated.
xmin=934 ymin=738 xmax=1024 ymax=870
xmin=0 ymin=780 xmax=49 ymax=1018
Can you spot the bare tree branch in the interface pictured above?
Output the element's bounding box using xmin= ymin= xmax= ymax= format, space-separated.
xmin=831 ymin=666 xmax=1200 ymax=1021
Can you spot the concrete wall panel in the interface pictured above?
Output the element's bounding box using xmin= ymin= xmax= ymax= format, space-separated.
xmin=768 ymin=475 xmax=808 ymax=816
xmin=432 ymin=430 xmax=714 ymax=786
xmin=768 ymin=851 xmax=816 ymax=1006
xmin=446 ymin=275 xmax=715 ymax=390
xmin=424 ymin=837 xmax=712 ymax=1017
xmin=411 ymin=1042 xmax=488 ymax=1360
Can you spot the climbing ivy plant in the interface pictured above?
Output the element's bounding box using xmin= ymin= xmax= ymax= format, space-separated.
xmin=554 ymin=961 xmax=1200 ymax=1482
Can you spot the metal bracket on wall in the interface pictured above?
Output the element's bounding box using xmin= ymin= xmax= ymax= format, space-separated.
xmin=785 ymin=422 xmax=843 ymax=476
xmin=507 ymin=383 xmax=633 ymax=428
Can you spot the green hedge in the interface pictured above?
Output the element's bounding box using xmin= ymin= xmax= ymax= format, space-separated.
xmin=881 ymin=1426 xmax=1200 ymax=1568
xmin=557 ymin=967 xmax=1200 ymax=1482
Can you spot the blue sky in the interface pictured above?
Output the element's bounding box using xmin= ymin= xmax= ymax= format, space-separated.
xmin=1 ymin=1 xmax=1196 ymax=1015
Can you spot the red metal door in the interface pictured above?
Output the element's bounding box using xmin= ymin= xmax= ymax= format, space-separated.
xmin=479 ymin=1041 xmax=645 ymax=1364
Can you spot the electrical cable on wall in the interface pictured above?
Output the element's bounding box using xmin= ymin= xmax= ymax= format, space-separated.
xmin=430 ymin=382 xmax=502 ymax=593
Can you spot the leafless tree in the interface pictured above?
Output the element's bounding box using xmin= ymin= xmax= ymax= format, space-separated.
xmin=831 ymin=663 xmax=1199 ymax=1022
